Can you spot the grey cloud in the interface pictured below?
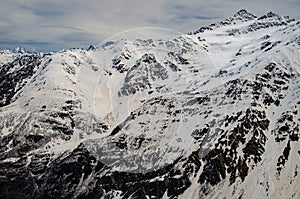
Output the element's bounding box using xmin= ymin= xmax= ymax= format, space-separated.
xmin=42 ymin=25 xmax=85 ymax=32
xmin=0 ymin=0 xmax=299 ymax=52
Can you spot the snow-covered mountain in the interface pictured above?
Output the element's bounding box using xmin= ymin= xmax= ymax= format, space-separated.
xmin=0 ymin=48 xmax=28 ymax=67
xmin=0 ymin=9 xmax=300 ymax=198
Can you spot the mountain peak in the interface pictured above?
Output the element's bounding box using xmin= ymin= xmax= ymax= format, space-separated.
xmin=87 ymin=45 xmax=96 ymax=51
xmin=256 ymin=11 xmax=295 ymax=24
xmin=235 ymin=9 xmax=251 ymax=15
xmin=266 ymin=11 xmax=281 ymax=17
xmin=258 ymin=11 xmax=283 ymax=20
xmin=233 ymin=9 xmax=257 ymax=20
xmin=13 ymin=47 xmax=27 ymax=54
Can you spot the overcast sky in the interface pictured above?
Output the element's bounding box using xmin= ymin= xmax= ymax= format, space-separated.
xmin=1 ymin=0 xmax=300 ymax=52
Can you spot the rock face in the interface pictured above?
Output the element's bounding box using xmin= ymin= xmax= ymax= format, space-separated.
xmin=1 ymin=10 xmax=300 ymax=199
